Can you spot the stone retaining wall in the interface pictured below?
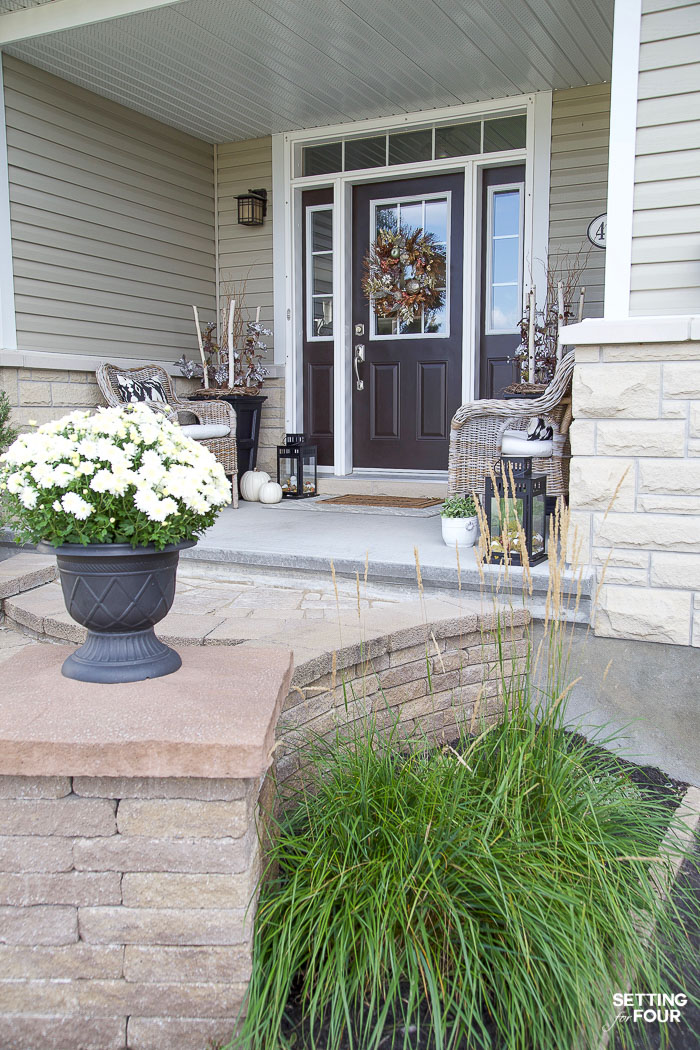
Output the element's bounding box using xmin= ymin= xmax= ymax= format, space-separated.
xmin=274 ymin=611 xmax=528 ymax=789
xmin=569 ymin=341 xmax=700 ymax=646
xmin=0 ymin=555 xmax=529 ymax=1049
xmin=0 ymin=773 xmax=261 ymax=1050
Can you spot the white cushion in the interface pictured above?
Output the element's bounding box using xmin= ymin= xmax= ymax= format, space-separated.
xmin=501 ymin=429 xmax=553 ymax=458
xmin=180 ymin=423 xmax=230 ymax=440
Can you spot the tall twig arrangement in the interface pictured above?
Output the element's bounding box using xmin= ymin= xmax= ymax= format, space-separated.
xmin=176 ymin=278 xmax=271 ymax=390
xmin=515 ymin=248 xmax=590 ymax=383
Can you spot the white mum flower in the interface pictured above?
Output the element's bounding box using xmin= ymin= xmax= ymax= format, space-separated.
xmin=90 ymin=469 xmax=116 ymax=494
xmin=52 ymin=500 xmax=62 ymax=512
xmin=52 ymin=463 xmax=77 ymax=486
xmin=18 ymin=486 xmax=38 ymax=509
xmin=6 ymin=472 xmax=26 ymax=494
xmin=30 ymin=462 xmax=56 ymax=488
xmin=61 ymin=492 xmax=93 ymax=520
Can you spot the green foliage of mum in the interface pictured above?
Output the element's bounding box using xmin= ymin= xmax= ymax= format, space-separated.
xmin=0 ymin=405 xmax=231 ymax=550
xmin=232 ymin=669 xmax=696 ymax=1050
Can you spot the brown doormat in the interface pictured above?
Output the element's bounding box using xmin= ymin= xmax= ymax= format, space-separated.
xmin=320 ymin=494 xmax=444 ymax=509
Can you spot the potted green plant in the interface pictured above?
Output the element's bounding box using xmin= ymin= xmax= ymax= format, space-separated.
xmin=0 ymin=404 xmax=230 ymax=684
xmin=440 ymin=494 xmax=478 ymax=548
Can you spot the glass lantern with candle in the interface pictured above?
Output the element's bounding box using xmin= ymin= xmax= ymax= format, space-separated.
xmin=277 ymin=434 xmax=318 ymax=499
xmin=483 ymin=456 xmax=547 ymax=566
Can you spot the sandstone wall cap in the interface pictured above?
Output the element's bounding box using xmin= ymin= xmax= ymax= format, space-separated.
xmin=0 ymin=645 xmax=293 ymax=780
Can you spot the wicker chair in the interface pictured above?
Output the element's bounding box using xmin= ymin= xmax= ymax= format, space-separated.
xmin=448 ymin=351 xmax=575 ymax=500
xmin=96 ymin=363 xmax=238 ymax=507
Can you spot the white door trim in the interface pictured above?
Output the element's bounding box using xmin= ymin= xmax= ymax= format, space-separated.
xmin=273 ymin=92 xmax=552 ymax=475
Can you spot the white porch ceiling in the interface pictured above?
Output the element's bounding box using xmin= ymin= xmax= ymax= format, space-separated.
xmin=2 ymin=0 xmax=613 ymax=143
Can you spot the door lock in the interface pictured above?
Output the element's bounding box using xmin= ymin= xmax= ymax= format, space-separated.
xmin=354 ymin=344 xmax=365 ymax=391
xmin=354 ymin=323 xmax=365 ymax=336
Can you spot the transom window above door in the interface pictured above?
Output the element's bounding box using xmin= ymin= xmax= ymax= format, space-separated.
xmin=371 ymin=194 xmax=450 ymax=338
xmin=299 ymin=114 xmax=527 ymax=177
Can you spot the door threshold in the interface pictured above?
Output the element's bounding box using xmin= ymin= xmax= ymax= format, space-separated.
xmin=317 ymin=471 xmax=448 ymax=499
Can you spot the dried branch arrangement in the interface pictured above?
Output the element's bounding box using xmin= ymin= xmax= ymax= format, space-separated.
xmin=175 ymin=279 xmax=272 ymax=392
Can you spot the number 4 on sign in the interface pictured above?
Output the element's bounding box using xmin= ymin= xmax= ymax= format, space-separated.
xmin=587 ymin=214 xmax=606 ymax=249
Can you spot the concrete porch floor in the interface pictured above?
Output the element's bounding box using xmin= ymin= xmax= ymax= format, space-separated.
xmin=182 ymin=500 xmax=592 ymax=620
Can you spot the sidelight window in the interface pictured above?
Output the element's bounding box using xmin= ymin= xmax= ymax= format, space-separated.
xmin=306 ymin=206 xmax=334 ymax=340
xmin=485 ymin=184 xmax=523 ymax=334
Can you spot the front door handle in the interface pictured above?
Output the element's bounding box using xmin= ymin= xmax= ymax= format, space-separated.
xmin=354 ymin=344 xmax=365 ymax=391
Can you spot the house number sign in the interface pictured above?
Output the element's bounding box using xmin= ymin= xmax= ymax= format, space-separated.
xmin=587 ymin=214 xmax=606 ymax=249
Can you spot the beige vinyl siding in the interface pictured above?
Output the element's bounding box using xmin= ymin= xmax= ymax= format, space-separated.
xmin=216 ymin=137 xmax=274 ymax=357
xmin=630 ymin=0 xmax=700 ymax=314
xmin=3 ymin=55 xmax=215 ymax=361
xmin=548 ymin=83 xmax=610 ymax=319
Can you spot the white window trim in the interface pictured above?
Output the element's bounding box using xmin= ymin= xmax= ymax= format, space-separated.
xmin=369 ymin=191 xmax=451 ymax=341
xmin=484 ymin=182 xmax=525 ymax=336
xmin=305 ymin=203 xmax=334 ymax=343
xmin=274 ymin=91 xmax=552 ymax=476
xmin=604 ymin=0 xmax=642 ymax=319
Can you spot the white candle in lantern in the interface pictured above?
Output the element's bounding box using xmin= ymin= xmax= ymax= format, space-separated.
xmin=255 ymin=306 xmax=260 ymax=324
xmin=227 ymin=299 xmax=235 ymax=389
xmin=192 ymin=305 xmax=209 ymax=388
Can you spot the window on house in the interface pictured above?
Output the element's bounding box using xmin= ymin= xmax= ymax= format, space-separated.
xmin=371 ymin=195 xmax=449 ymax=338
xmin=307 ymin=207 xmax=334 ymax=339
xmin=300 ymin=112 xmax=526 ymax=177
xmin=485 ymin=185 xmax=523 ymax=334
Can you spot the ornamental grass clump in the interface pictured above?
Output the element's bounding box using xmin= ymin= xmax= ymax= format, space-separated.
xmin=0 ymin=404 xmax=230 ymax=548
xmin=233 ymin=659 xmax=697 ymax=1050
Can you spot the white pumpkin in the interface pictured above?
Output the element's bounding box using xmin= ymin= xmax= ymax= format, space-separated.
xmin=258 ymin=481 xmax=284 ymax=505
xmin=240 ymin=469 xmax=271 ymax=502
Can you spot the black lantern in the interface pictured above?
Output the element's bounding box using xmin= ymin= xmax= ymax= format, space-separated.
xmin=277 ymin=434 xmax=318 ymax=499
xmin=235 ymin=188 xmax=267 ymax=226
xmin=483 ymin=456 xmax=547 ymax=566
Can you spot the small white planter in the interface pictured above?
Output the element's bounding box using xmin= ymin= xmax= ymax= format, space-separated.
xmin=441 ymin=515 xmax=478 ymax=548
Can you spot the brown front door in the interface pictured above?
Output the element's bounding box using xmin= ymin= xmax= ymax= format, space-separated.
xmin=478 ymin=165 xmax=525 ymax=398
xmin=351 ymin=174 xmax=464 ymax=471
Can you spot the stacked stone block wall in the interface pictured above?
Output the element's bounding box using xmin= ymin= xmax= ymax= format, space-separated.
xmin=0 ymin=366 xmax=284 ymax=472
xmin=274 ymin=617 xmax=528 ymax=788
xmin=569 ymin=342 xmax=700 ymax=645
xmin=0 ymin=773 xmax=262 ymax=1050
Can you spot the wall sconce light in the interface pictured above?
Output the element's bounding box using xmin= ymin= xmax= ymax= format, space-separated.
xmin=235 ymin=188 xmax=268 ymax=226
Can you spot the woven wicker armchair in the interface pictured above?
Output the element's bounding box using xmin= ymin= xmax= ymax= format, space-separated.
xmin=448 ymin=351 xmax=575 ymax=500
xmin=96 ymin=363 xmax=238 ymax=507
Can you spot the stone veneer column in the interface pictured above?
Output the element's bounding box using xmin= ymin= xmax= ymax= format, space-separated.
xmin=568 ymin=340 xmax=700 ymax=645
xmin=0 ymin=644 xmax=293 ymax=1050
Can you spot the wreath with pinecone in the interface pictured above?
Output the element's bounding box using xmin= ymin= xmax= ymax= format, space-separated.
xmin=362 ymin=226 xmax=446 ymax=327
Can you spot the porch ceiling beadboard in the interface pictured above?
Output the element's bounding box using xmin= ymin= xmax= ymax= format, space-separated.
xmin=2 ymin=0 xmax=613 ymax=143
xmin=630 ymin=0 xmax=700 ymax=315
xmin=3 ymin=54 xmax=216 ymax=360
xmin=549 ymin=82 xmax=611 ymax=317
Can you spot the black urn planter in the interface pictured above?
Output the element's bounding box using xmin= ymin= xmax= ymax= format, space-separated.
xmin=38 ymin=540 xmax=195 ymax=684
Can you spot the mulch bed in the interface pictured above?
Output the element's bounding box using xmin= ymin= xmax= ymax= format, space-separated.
xmin=276 ymin=734 xmax=697 ymax=1050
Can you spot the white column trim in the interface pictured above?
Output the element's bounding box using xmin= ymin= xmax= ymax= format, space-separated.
xmin=0 ymin=0 xmax=188 ymax=44
xmin=525 ymin=91 xmax=552 ymax=313
xmin=604 ymin=0 xmax=642 ymax=319
xmin=0 ymin=57 xmax=16 ymax=352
